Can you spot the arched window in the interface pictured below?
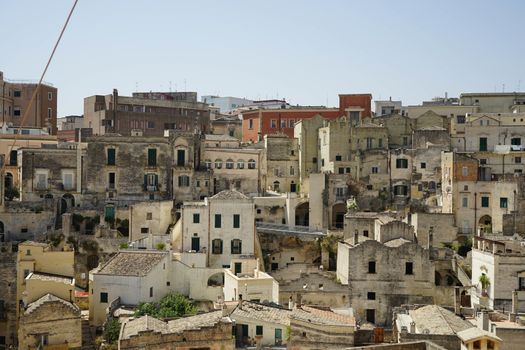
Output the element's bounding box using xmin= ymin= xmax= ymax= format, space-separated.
xmin=205 ymin=159 xmax=211 ymax=169
xmin=248 ymin=159 xmax=256 ymax=169
xmin=215 ymin=159 xmax=223 ymax=169
xmin=212 ymin=239 xmax=223 ymax=254
xmin=273 ymin=181 xmax=280 ymax=192
xmin=231 ymin=239 xmax=242 ymax=254
xmin=225 ymin=159 xmax=234 ymax=169
xmin=237 ymin=159 xmax=245 ymax=169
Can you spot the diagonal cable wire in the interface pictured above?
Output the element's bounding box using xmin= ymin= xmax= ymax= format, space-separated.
xmin=3 ymin=0 xmax=79 ymax=176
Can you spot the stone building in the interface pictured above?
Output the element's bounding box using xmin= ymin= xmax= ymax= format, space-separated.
xmin=223 ymin=257 xmax=279 ymax=303
xmin=0 ymin=242 xmax=17 ymax=349
xmin=470 ymin=235 xmax=525 ymax=312
xmin=460 ymin=92 xmax=525 ymax=114
xmin=201 ymin=135 xmax=264 ymax=195
xmin=337 ymin=236 xmax=455 ymax=327
xmin=18 ymin=294 xmax=81 ymax=350
xmin=89 ymin=250 xmax=171 ymax=326
xmin=210 ymin=115 xmax=242 ymax=139
xmin=16 ymin=241 xmax=80 ymax=349
xmin=84 ymin=135 xmax=172 ymax=206
xmin=17 ymin=146 xmax=82 ymax=226
xmin=83 ymin=89 xmax=210 ymax=137
xmin=171 ymin=132 xmax=203 ymax=204
xmin=372 ymin=113 xmax=412 ymax=148
xmin=288 ymin=305 xmax=356 ymax=350
xmin=393 ymin=305 xmax=478 ymax=350
xmin=442 ymin=151 xmax=519 ymax=234
xmin=264 ymin=134 xmax=299 ymax=193
xmin=129 ymin=200 xmax=174 ymax=245
xmin=118 ymin=311 xmax=234 ymax=350
xmin=0 ymin=71 xmax=58 ymax=134
xmin=178 ymin=190 xmax=255 ymax=269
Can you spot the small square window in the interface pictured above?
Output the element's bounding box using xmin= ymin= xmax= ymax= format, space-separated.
xmin=367 ymin=292 xmax=376 ymax=300
xmin=141 ymin=227 xmax=148 ymax=234
xmin=146 ymin=212 xmax=152 ymax=220
xmin=516 ymin=157 xmax=522 ymax=164
xmin=100 ymin=292 xmax=108 ymax=303
xmin=481 ymin=196 xmax=490 ymax=208
xmin=256 ymin=325 xmax=263 ymax=336
xmin=14 ymin=90 xmax=21 ymax=97
xmin=500 ymin=197 xmax=508 ymax=208
xmin=193 ymin=213 xmax=200 ymax=224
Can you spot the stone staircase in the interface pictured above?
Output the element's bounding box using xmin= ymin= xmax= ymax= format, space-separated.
xmin=80 ymin=319 xmax=96 ymax=350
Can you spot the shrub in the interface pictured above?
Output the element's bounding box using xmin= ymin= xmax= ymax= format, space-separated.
xmin=104 ymin=319 xmax=120 ymax=344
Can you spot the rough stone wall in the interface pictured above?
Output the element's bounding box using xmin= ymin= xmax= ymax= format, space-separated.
xmin=495 ymin=327 xmax=525 ymax=350
xmin=18 ymin=301 xmax=81 ymax=349
xmin=19 ymin=148 xmax=78 ymax=202
xmin=288 ymin=319 xmax=354 ymax=350
xmin=0 ymin=243 xmax=17 ymax=348
xmin=85 ymin=136 xmax=172 ymax=202
xmin=343 ymin=240 xmax=448 ymax=326
xmin=119 ymin=322 xmax=234 ymax=350
xmin=376 ymin=221 xmax=415 ymax=243
xmin=399 ymin=333 xmax=460 ymax=350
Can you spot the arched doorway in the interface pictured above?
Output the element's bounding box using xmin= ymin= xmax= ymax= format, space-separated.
xmin=332 ymin=203 xmax=347 ymax=229
xmin=295 ymin=202 xmax=309 ymax=226
xmin=207 ymin=272 xmax=224 ymax=287
xmin=273 ymin=181 xmax=280 ymax=192
xmin=62 ymin=193 xmax=75 ymax=209
xmin=479 ymin=215 xmax=492 ymax=233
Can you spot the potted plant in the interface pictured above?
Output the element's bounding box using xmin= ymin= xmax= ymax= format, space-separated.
xmin=479 ymin=274 xmax=491 ymax=296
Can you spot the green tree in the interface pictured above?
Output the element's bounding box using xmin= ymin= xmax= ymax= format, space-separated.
xmin=104 ymin=319 xmax=120 ymax=344
xmin=134 ymin=293 xmax=196 ymax=318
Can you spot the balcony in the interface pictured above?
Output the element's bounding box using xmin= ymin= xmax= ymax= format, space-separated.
xmin=145 ymin=185 xmax=158 ymax=192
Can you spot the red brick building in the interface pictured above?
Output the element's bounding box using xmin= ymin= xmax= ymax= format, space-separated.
xmin=241 ymin=93 xmax=372 ymax=142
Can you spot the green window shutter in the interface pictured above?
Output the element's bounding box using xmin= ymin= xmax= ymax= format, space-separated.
xmin=148 ymin=148 xmax=157 ymax=166
xmin=215 ymin=214 xmax=221 ymax=228
xmin=107 ymin=148 xmax=116 ymax=165
xmin=233 ymin=214 xmax=240 ymax=228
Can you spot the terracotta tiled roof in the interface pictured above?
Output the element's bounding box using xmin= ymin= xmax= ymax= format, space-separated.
xmin=120 ymin=311 xmax=230 ymax=340
xmin=210 ymin=189 xmax=249 ymax=201
xmin=409 ymin=305 xmax=473 ymax=335
xmin=231 ymin=301 xmax=291 ymax=326
xmin=97 ymin=251 xmax=168 ymax=277
xmin=25 ymin=293 xmax=80 ymax=315
xmin=292 ymin=306 xmax=356 ymax=327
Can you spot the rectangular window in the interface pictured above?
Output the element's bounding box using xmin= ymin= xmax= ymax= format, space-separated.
xmin=396 ymin=159 xmax=408 ymax=169
xmin=290 ymin=166 xmax=295 ymax=176
xmin=108 ymin=172 xmax=116 ymax=189
xmin=147 ymin=121 xmax=155 ymax=129
xmin=146 ymin=212 xmax=152 ymax=220
xmin=462 ymin=166 xmax=469 ymax=176
xmin=280 ymin=120 xmax=287 ymax=128
xmin=212 ymin=239 xmax=223 ymax=254
xmin=368 ymin=261 xmax=376 ymax=274
xmin=63 ymin=173 xmax=74 ymax=190
xmin=479 ymin=137 xmax=488 ymax=151
xmin=516 ymin=157 xmax=522 ymax=164
xmin=270 ymin=119 xmax=277 ymax=128
xmin=231 ymin=239 xmax=242 ymax=254
xmin=215 ymin=214 xmax=221 ymax=228
xmin=366 ymin=138 xmax=373 ymax=149
xmin=107 ymin=148 xmax=116 ymax=165
xmin=47 ymin=108 xmax=52 ymax=118
xmin=147 ymin=148 xmax=157 ymax=166
xmin=481 ymin=196 xmax=490 ymax=208
xmin=462 ymin=197 xmax=468 ymax=208
xmin=100 ymin=292 xmax=108 ymax=303
xmin=233 ymin=214 xmax=240 ymax=228
xmin=193 ymin=213 xmax=200 ymax=223
xmin=338 ymin=167 xmax=344 ymax=174
xmin=405 ymin=262 xmax=414 ymax=275
xmin=249 ymin=119 xmax=254 ymax=129
xmin=480 ymin=159 xmax=487 ymax=165
xmin=141 ymin=227 xmax=148 ymax=234
xmin=14 ymin=90 xmax=21 ymax=97
xmin=420 ymin=162 xmax=426 ymax=169
xmin=256 ymin=325 xmax=263 ymax=336
xmin=372 ymin=166 xmax=379 ymax=174
xmin=378 ymin=138 xmax=383 ymax=148
xmin=403 ymin=136 xmax=408 ymax=146
xmin=500 ymin=197 xmax=508 ymax=209
xmin=367 ymin=292 xmax=376 ymax=300
xmin=149 ymin=287 xmax=153 ymax=298
xmin=48 ymin=92 xmax=53 ymax=101
xmin=511 ymin=137 xmax=521 ymax=146
xmin=13 ymin=107 xmax=21 ymax=116
xmin=9 ymin=150 xmax=17 ymax=166
xmin=178 ymin=175 xmax=190 ymax=187
xmin=289 ymin=119 xmax=295 ymax=127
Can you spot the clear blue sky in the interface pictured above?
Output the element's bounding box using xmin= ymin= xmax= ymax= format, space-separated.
xmin=2 ymin=0 xmax=524 ymax=116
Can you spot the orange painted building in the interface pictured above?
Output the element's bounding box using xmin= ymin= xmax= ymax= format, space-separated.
xmin=241 ymin=94 xmax=372 ymax=142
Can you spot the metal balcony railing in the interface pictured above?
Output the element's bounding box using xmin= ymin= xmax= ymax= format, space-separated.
xmin=255 ymin=222 xmax=325 ymax=237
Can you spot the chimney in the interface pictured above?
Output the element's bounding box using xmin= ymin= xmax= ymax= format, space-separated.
xmin=479 ymin=310 xmax=489 ymax=331
xmin=354 ymin=230 xmax=359 ymax=245
xmin=410 ymin=321 xmax=416 ymax=333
